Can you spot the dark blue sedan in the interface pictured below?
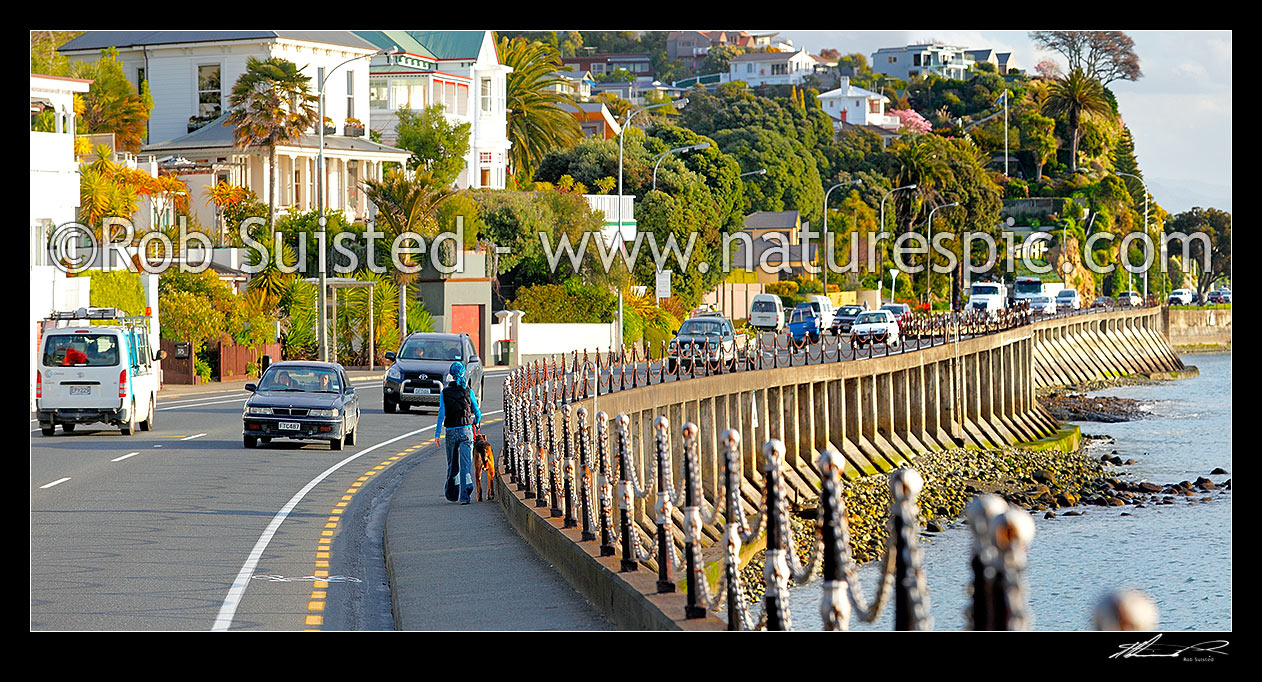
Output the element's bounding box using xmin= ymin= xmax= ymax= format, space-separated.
xmin=242 ymin=361 xmax=361 ymax=450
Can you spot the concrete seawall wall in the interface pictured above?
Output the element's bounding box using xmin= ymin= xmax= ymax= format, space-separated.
xmin=1032 ymin=307 xmax=1185 ymax=389
xmin=1163 ymin=308 xmax=1232 ymax=350
xmin=499 ymin=306 xmax=1185 ymax=628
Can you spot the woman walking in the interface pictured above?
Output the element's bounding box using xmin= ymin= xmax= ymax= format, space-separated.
xmin=436 ymin=361 xmax=482 ymax=505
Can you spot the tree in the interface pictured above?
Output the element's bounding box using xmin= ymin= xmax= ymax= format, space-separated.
xmin=226 ymin=57 xmax=320 ymax=232
xmin=710 ymin=127 xmax=823 ymax=224
xmin=30 ymin=30 xmax=82 ymax=76
xmin=703 ymin=44 xmax=746 ymax=73
xmin=1018 ymin=112 xmax=1057 ymax=180
xmin=819 ymin=48 xmax=841 ymax=61
xmin=1041 ymin=69 xmax=1112 ymax=172
xmin=889 ymin=109 xmax=933 ymax=134
xmin=1034 ymin=59 xmax=1062 ymax=79
xmin=68 ymin=48 xmax=153 ymax=152
xmin=1029 ymin=30 xmax=1142 ymax=86
xmin=361 ymin=168 xmax=453 ymax=283
xmin=498 ymin=36 xmax=581 ymax=182
xmin=394 ymin=105 xmax=471 ymax=187
xmin=1164 ymin=208 xmax=1231 ymax=301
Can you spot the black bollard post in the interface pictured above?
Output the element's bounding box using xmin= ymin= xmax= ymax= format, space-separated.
xmin=965 ymin=495 xmax=1005 ymax=630
xmin=762 ymin=439 xmax=790 ymax=630
xmin=816 ymin=446 xmax=851 ymax=631
xmin=577 ymin=407 xmax=596 ymax=541
xmin=548 ymin=401 xmax=562 ymax=518
xmin=680 ymin=422 xmax=705 ymax=619
xmin=653 ymin=416 xmax=676 ymax=594
xmin=596 ymin=412 xmax=616 ymax=555
xmin=890 ymin=468 xmax=931 ymax=631
xmin=562 ymin=404 xmax=578 ymax=528
xmin=534 ymin=400 xmax=548 ymax=508
xmin=720 ymin=429 xmax=744 ymax=630
xmin=615 ymin=414 xmax=638 ymax=572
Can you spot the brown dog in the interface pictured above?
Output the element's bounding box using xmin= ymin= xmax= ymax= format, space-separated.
xmin=473 ymin=432 xmax=496 ymax=502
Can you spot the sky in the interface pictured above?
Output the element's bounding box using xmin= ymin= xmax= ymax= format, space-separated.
xmin=757 ymin=30 xmax=1232 ymax=215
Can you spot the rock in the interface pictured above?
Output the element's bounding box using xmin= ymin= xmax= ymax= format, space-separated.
xmin=1211 ymin=468 xmax=1228 ymax=475
xmin=926 ymin=520 xmax=946 ymax=533
xmin=1121 ymin=512 xmax=1132 ymax=516
xmin=1137 ymin=482 xmax=1162 ymax=493
xmin=1106 ymin=497 xmax=1127 ymax=506
xmin=1196 ymin=478 xmax=1216 ymax=490
xmin=1063 ymin=511 xmax=1082 ymax=517
xmin=1124 ymin=459 xmax=1137 ymax=465
xmin=1044 ymin=511 xmax=1057 ymax=519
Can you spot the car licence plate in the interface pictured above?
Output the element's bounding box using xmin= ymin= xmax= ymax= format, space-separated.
xmin=69 ymin=386 xmax=91 ymax=395
xmin=411 ymin=388 xmax=430 ymax=394
xmin=279 ymin=422 xmax=301 ymax=431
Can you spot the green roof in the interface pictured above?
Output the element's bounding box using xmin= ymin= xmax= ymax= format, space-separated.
xmin=354 ymin=30 xmax=486 ymax=61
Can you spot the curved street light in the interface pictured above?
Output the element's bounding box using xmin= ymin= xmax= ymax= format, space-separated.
xmin=739 ymin=168 xmax=767 ymax=178
xmin=822 ymin=179 xmax=863 ymax=294
xmin=925 ymin=201 xmax=959 ymax=306
xmin=616 ymin=97 xmax=688 ymax=346
xmin=652 ymin=143 xmax=710 ymax=191
xmin=317 ymin=45 xmax=400 ymax=361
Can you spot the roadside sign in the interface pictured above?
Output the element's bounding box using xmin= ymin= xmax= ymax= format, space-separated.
xmin=655 ymin=270 xmax=671 ymax=300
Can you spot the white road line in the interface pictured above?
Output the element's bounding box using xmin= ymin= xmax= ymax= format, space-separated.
xmin=212 ymin=409 xmax=503 ymax=632
xmin=181 ymin=433 xmax=207 ymax=441
xmin=111 ymin=452 xmax=141 ymax=462
xmin=39 ymin=477 xmax=71 ymax=489
xmin=156 ymin=397 xmax=248 ymax=412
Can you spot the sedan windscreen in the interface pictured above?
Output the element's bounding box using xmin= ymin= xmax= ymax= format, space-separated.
xmin=259 ymin=367 xmax=342 ymax=392
xmin=855 ymin=313 xmax=887 ymax=325
xmin=679 ymin=320 xmax=725 ymax=335
xmin=399 ymin=338 xmax=462 ymax=360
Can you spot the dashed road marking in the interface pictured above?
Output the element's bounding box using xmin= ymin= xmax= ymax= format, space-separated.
xmin=181 ymin=433 xmax=207 ymax=441
xmin=111 ymin=452 xmax=140 ymax=462
xmin=39 ymin=477 xmax=71 ymax=489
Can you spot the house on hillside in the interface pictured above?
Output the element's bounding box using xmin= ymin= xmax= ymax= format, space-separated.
xmin=729 ymin=211 xmax=819 ymax=283
xmin=727 ymin=50 xmax=816 ymax=88
xmin=818 ymin=77 xmax=901 ymax=133
xmin=551 ymin=67 xmax=594 ymax=101
xmin=564 ymin=101 xmax=621 ymax=140
xmin=871 ymin=43 xmax=974 ymax=81
xmin=562 ymin=52 xmax=655 ymax=83
xmin=665 ymin=30 xmax=779 ymax=69
xmin=355 ymin=30 xmax=512 ymax=189
xmin=59 ymin=30 xmax=412 ymax=230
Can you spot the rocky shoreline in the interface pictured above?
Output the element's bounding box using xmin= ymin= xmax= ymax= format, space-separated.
xmin=736 ymin=443 xmax=1231 ymax=605
xmin=1041 ymin=392 xmax=1148 ymax=422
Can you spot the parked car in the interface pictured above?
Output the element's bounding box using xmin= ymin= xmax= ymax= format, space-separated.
xmin=1029 ymin=295 xmax=1057 ymax=316
xmin=879 ymin=302 xmax=913 ymax=329
xmin=667 ymin=315 xmax=738 ymax=372
xmin=1168 ymin=288 xmax=1194 ymax=306
xmin=1091 ymin=296 xmax=1114 ymax=309
xmin=243 ymin=361 xmax=361 ymax=450
xmin=850 ymin=310 xmax=900 ymax=348
xmin=1056 ymin=288 xmax=1082 ymax=311
xmin=1207 ymin=289 xmax=1231 ymax=304
xmin=748 ymin=293 xmax=785 ymax=332
xmin=1116 ymin=291 xmax=1142 ymax=307
xmin=383 ymin=332 xmax=483 ymax=413
xmin=830 ymin=305 xmax=864 ymax=336
xmin=787 ymin=306 xmax=822 ymax=345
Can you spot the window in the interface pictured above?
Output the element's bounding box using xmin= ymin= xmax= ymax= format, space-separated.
xmin=346 ymin=70 xmax=354 ymax=120
xmin=479 ymin=152 xmax=492 ymax=164
xmin=370 ymin=80 xmax=388 ymax=109
xmin=888 ymin=56 xmax=897 ymax=64
xmin=746 ymin=63 xmax=753 ymax=73
xmin=347 ymin=161 xmax=358 ymax=207
xmin=480 ymin=78 xmax=492 ymax=113
xmin=197 ymin=64 xmax=221 ymax=118
xmin=913 ymin=54 xmax=921 ymax=66
xmin=771 ymin=63 xmax=787 ymax=75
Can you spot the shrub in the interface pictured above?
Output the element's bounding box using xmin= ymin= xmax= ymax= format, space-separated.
xmin=86 ymin=269 xmax=146 ymax=315
xmin=765 ymin=281 xmax=799 ymax=298
xmin=510 ymin=280 xmax=615 ymax=323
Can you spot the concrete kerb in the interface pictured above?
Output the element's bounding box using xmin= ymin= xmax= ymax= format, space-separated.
xmin=495 ymin=475 xmax=726 ymax=631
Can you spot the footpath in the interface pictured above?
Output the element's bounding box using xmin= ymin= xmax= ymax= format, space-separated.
xmin=382 ymin=412 xmax=613 ymax=630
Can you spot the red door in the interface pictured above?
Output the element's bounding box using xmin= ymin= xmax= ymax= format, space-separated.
xmin=450 ymin=304 xmax=482 ymax=359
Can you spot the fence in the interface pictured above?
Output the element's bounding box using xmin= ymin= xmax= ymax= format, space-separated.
xmin=218 ymin=341 xmax=281 ymax=382
xmin=500 ymin=388 xmax=1154 ymax=630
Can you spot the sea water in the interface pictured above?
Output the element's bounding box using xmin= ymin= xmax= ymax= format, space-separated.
xmin=786 ymin=353 xmax=1232 ymax=630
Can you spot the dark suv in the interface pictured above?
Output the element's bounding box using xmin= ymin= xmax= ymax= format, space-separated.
xmin=382 ymin=332 xmax=484 ymax=413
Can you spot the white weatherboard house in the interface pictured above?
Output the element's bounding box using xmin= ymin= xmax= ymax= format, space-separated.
xmin=30 ymin=73 xmax=93 ymax=409
xmin=727 ymin=49 xmax=816 ymax=87
xmin=871 ymin=43 xmax=975 ymax=81
xmin=356 ymin=30 xmax=512 ymax=190
xmin=59 ymin=31 xmax=412 ymax=229
xmin=818 ymin=77 xmax=901 ymax=131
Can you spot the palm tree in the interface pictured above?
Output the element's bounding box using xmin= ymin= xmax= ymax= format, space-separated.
xmin=362 ymin=168 xmax=453 ymax=338
xmin=884 ymin=136 xmax=950 ymax=234
xmin=226 ymin=57 xmax=319 ymax=232
xmin=498 ymin=36 xmax=581 ymax=183
xmin=1041 ymin=69 xmax=1112 ymax=173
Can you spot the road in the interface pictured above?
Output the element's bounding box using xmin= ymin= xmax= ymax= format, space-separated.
xmin=30 ymin=369 xmax=508 ymax=631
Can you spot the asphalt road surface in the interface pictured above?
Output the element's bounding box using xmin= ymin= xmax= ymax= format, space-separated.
xmin=30 ymin=370 xmax=508 ymax=631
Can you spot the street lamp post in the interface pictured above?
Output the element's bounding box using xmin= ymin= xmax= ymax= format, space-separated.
xmin=925 ymin=202 xmax=959 ymax=306
xmin=617 ymin=97 xmax=688 ymax=348
xmin=652 ymin=143 xmax=710 ymax=191
xmin=1116 ymin=172 xmax=1149 ymax=303
xmin=822 ymin=179 xmax=862 ymax=296
xmin=317 ymin=46 xmax=399 ymax=362
xmin=879 ymin=184 xmax=916 ymax=299
xmin=739 ymin=168 xmax=767 ymax=178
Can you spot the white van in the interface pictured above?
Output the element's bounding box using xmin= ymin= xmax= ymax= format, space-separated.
xmin=748 ymin=293 xmax=785 ymax=332
xmin=36 ymin=308 xmax=163 ymax=436
xmin=806 ymin=295 xmax=836 ymax=329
